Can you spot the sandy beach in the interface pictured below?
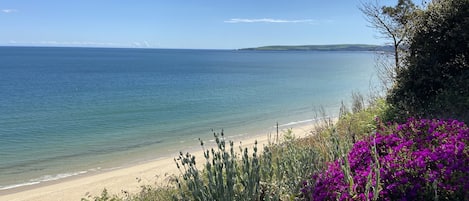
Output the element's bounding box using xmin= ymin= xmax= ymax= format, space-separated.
xmin=0 ymin=47 xmax=372 ymax=201
xmin=0 ymin=123 xmax=320 ymax=201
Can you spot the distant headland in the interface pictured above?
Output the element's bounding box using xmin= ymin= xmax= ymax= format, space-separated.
xmin=239 ymin=44 xmax=392 ymax=51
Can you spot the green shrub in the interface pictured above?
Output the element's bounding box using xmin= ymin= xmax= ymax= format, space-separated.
xmin=172 ymin=128 xmax=337 ymax=201
xmin=81 ymin=188 xmax=123 ymax=201
xmin=173 ymin=132 xmax=263 ymax=201
xmin=81 ymin=184 xmax=176 ymax=201
xmin=266 ymin=130 xmax=326 ymax=199
xmin=337 ymin=93 xmax=390 ymax=142
xmin=83 ymin=94 xmax=391 ymax=201
xmin=388 ymin=0 xmax=469 ymax=122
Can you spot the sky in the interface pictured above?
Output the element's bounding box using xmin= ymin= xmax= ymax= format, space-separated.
xmin=0 ymin=0 xmax=386 ymax=49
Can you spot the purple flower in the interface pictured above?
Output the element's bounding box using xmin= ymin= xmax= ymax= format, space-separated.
xmin=301 ymin=118 xmax=469 ymax=200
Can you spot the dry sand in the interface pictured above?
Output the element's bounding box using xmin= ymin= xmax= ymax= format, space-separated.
xmin=0 ymin=123 xmax=320 ymax=201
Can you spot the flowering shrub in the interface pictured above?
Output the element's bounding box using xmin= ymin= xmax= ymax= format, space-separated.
xmin=301 ymin=118 xmax=469 ymax=200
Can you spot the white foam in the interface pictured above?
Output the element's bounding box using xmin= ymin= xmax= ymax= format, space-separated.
xmin=278 ymin=119 xmax=315 ymax=127
xmin=0 ymin=181 xmax=40 ymax=190
xmin=277 ymin=117 xmax=333 ymax=128
xmin=226 ymin=133 xmax=247 ymax=139
xmin=31 ymin=171 xmax=88 ymax=182
xmin=0 ymin=169 xmax=91 ymax=191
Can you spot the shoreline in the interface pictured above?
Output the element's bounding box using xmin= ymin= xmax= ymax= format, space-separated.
xmin=0 ymin=120 xmax=326 ymax=201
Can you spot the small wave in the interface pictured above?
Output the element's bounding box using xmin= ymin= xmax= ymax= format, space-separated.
xmin=206 ymin=133 xmax=246 ymax=142
xmin=278 ymin=119 xmax=315 ymax=128
xmin=226 ymin=133 xmax=247 ymax=139
xmin=0 ymin=170 xmax=91 ymax=191
xmin=31 ymin=171 xmax=88 ymax=183
xmin=0 ymin=181 xmax=40 ymax=190
xmin=277 ymin=117 xmax=334 ymax=128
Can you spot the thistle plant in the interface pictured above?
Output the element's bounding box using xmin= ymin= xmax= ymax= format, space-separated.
xmin=174 ymin=131 xmax=266 ymax=201
xmin=173 ymin=127 xmax=330 ymax=201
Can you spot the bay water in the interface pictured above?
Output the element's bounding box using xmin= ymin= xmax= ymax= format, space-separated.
xmin=0 ymin=47 xmax=376 ymax=190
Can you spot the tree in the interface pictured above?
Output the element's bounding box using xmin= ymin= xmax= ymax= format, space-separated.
xmin=388 ymin=0 xmax=469 ymax=122
xmin=360 ymin=0 xmax=419 ymax=89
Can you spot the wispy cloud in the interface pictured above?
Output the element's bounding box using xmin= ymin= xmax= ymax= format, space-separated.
xmin=224 ymin=18 xmax=317 ymax=24
xmin=1 ymin=9 xmax=18 ymax=14
xmin=131 ymin=40 xmax=151 ymax=48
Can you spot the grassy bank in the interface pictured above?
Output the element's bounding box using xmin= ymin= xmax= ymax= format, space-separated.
xmin=83 ymin=0 xmax=469 ymax=198
xmin=82 ymin=95 xmax=391 ymax=201
xmin=83 ymin=91 xmax=468 ymax=200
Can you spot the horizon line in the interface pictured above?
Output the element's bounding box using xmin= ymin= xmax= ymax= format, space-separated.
xmin=0 ymin=43 xmax=384 ymax=51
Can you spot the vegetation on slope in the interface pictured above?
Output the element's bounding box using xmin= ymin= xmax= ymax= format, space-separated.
xmin=84 ymin=0 xmax=469 ymax=200
xmin=388 ymin=0 xmax=469 ymax=123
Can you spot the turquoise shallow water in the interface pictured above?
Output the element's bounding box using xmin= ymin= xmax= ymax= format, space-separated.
xmin=0 ymin=47 xmax=376 ymax=190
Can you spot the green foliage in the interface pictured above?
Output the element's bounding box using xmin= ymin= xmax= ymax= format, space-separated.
xmin=173 ymin=129 xmax=335 ymax=201
xmin=382 ymin=0 xmax=416 ymax=26
xmin=128 ymin=185 xmax=176 ymax=201
xmin=388 ymin=0 xmax=469 ymax=122
xmin=174 ymin=132 xmax=264 ymax=201
xmin=83 ymin=95 xmax=395 ymax=201
xmin=81 ymin=185 xmax=176 ymax=201
xmin=337 ymin=93 xmax=390 ymax=141
xmin=81 ymin=188 xmax=123 ymax=201
xmin=299 ymin=95 xmax=390 ymax=200
xmin=267 ymin=130 xmax=326 ymax=199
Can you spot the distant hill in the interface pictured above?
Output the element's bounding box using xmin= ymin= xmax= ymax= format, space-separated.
xmin=239 ymin=44 xmax=392 ymax=51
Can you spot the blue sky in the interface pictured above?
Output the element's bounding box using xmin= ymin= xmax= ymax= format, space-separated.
xmin=0 ymin=1 xmax=385 ymax=49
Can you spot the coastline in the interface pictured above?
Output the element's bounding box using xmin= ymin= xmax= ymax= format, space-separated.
xmin=0 ymin=48 xmax=375 ymax=200
xmin=0 ymin=120 xmax=325 ymax=201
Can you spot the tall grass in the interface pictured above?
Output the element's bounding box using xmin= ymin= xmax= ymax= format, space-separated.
xmin=81 ymin=180 xmax=176 ymax=201
xmin=173 ymin=128 xmax=333 ymax=200
xmin=84 ymin=94 xmax=389 ymax=201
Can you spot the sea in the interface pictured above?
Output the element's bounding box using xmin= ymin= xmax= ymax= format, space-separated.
xmin=0 ymin=47 xmax=377 ymax=191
